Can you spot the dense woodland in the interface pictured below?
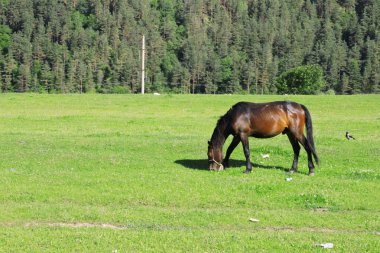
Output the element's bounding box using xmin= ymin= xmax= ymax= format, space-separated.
xmin=0 ymin=0 xmax=379 ymax=94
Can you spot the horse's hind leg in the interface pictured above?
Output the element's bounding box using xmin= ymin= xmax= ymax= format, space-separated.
xmin=240 ymin=134 xmax=252 ymax=173
xmin=287 ymin=132 xmax=300 ymax=173
xmin=299 ymin=135 xmax=315 ymax=176
xmin=223 ymin=135 xmax=240 ymax=168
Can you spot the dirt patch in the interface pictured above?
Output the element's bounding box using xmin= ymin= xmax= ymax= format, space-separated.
xmin=313 ymin=207 xmax=329 ymax=212
xmin=0 ymin=221 xmax=374 ymax=235
xmin=262 ymin=226 xmax=336 ymax=233
xmin=24 ymin=222 xmax=128 ymax=230
xmin=261 ymin=226 xmax=370 ymax=235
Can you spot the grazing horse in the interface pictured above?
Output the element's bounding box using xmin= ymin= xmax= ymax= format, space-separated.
xmin=207 ymin=101 xmax=319 ymax=175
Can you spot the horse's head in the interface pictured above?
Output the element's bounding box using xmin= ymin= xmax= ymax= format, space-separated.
xmin=207 ymin=141 xmax=224 ymax=171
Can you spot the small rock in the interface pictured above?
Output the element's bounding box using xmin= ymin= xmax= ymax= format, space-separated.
xmin=249 ymin=218 xmax=259 ymax=222
xmin=261 ymin=154 xmax=270 ymax=159
xmin=286 ymin=177 xmax=293 ymax=182
xmin=315 ymin=243 xmax=334 ymax=249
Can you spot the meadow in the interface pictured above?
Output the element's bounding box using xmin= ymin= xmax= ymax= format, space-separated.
xmin=0 ymin=94 xmax=379 ymax=252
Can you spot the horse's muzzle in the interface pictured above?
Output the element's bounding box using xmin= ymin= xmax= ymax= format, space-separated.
xmin=209 ymin=159 xmax=224 ymax=171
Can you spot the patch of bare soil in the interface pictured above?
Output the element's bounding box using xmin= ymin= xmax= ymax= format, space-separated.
xmin=24 ymin=222 xmax=128 ymax=230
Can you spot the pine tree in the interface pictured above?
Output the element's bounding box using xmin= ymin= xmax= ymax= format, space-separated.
xmin=40 ymin=62 xmax=53 ymax=93
xmin=2 ymin=50 xmax=17 ymax=92
xmin=363 ymin=38 xmax=380 ymax=93
xmin=183 ymin=0 xmax=210 ymax=93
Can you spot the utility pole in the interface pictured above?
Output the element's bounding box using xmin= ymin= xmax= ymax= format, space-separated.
xmin=141 ymin=35 xmax=145 ymax=94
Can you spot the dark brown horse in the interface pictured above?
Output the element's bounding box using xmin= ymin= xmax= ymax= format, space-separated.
xmin=207 ymin=101 xmax=319 ymax=175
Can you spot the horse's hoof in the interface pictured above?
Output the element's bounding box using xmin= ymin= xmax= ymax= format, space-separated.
xmin=289 ymin=169 xmax=296 ymax=174
xmin=309 ymin=172 xmax=315 ymax=176
xmin=243 ymin=170 xmax=252 ymax=174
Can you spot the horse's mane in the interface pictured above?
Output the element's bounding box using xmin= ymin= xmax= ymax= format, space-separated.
xmin=210 ymin=107 xmax=234 ymax=147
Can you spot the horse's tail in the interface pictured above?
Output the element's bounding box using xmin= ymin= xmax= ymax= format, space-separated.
xmin=301 ymin=104 xmax=319 ymax=166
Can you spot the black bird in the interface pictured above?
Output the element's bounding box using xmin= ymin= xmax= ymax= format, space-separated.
xmin=345 ymin=131 xmax=356 ymax=140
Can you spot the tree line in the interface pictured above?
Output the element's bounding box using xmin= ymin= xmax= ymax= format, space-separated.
xmin=0 ymin=0 xmax=379 ymax=94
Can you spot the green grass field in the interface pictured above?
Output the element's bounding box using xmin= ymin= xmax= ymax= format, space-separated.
xmin=0 ymin=94 xmax=379 ymax=252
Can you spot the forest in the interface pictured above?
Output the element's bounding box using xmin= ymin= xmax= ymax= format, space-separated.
xmin=0 ymin=0 xmax=379 ymax=94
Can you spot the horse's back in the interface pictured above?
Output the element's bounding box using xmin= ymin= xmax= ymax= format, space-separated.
xmin=229 ymin=101 xmax=305 ymax=138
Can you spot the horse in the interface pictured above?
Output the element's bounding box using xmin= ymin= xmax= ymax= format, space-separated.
xmin=207 ymin=101 xmax=319 ymax=175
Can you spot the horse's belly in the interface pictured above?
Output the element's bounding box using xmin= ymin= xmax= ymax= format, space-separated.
xmin=250 ymin=121 xmax=286 ymax=138
xmin=251 ymin=132 xmax=281 ymax=138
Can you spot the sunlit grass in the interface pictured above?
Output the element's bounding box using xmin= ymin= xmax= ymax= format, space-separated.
xmin=0 ymin=94 xmax=379 ymax=252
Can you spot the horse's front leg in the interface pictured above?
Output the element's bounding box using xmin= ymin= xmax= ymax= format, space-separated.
xmin=240 ymin=134 xmax=252 ymax=173
xmin=223 ymin=135 xmax=240 ymax=168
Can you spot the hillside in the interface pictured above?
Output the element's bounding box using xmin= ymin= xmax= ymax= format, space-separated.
xmin=0 ymin=0 xmax=379 ymax=94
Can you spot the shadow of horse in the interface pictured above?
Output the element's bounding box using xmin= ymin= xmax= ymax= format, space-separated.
xmin=175 ymin=159 xmax=290 ymax=172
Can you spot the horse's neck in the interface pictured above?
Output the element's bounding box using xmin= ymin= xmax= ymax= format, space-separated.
xmin=211 ymin=121 xmax=229 ymax=149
